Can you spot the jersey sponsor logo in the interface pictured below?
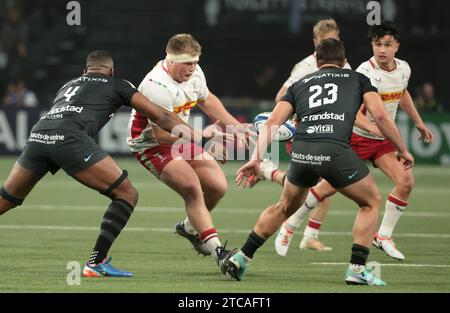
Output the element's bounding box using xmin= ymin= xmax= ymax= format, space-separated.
xmin=173 ymin=101 xmax=198 ymax=114
xmin=301 ymin=112 xmax=345 ymax=123
xmin=379 ymin=90 xmax=404 ymax=102
xmin=291 ymin=152 xmax=331 ymax=166
xmin=73 ymin=76 xmax=108 ymax=83
xmin=29 ymin=132 xmax=65 ymax=145
xmin=47 ymin=105 xmax=84 ymax=116
xmin=302 ymin=72 xmax=349 ymax=84
xmin=306 ymin=124 xmax=334 ymax=134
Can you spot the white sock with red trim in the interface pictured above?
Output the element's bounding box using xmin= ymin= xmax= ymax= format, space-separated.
xmin=286 ymin=189 xmax=321 ymax=230
xmin=199 ymin=228 xmax=222 ymax=259
xmin=303 ymin=218 xmax=322 ymax=239
xmin=378 ymin=194 xmax=408 ymax=238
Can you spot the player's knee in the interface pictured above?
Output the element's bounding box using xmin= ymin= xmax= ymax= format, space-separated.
xmin=180 ymin=181 xmax=204 ymax=202
xmin=113 ymin=182 xmax=138 ymax=207
xmin=125 ymin=184 xmax=139 ymax=207
xmin=208 ymin=179 xmax=228 ymax=200
xmin=366 ymin=191 xmax=382 ymax=212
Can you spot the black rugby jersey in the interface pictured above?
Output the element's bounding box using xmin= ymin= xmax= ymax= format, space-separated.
xmin=282 ymin=67 xmax=377 ymax=146
xmin=32 ymin=73 xmax=137 ymax=136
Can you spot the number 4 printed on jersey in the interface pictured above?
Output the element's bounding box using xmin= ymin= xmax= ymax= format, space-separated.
xmin=309 ymin=83 xmax=338 ymax=108
xmin=64 ymin=86 xmax=80 ymax=102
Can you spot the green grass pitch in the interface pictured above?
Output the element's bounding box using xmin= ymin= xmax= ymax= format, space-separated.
xmin=0 ymin=157 xmax=449 ymax=292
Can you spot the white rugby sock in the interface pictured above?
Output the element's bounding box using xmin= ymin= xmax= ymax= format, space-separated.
xmin=286 ymin=189 xmax=320 ymax=230
xmin=378 ymin=194 xmax=407 ymax=238
xmin=199 ymin=228 xmax=222 ymax=259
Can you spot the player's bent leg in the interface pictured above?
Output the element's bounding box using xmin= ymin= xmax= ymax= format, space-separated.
xmin=373 ymin=152 xmax=413 ymax=260
xmin=338 ymin=174 xmax=381 ymax=247
xmin=256 ymin=179 xmax=308 ymax=239
xmin=72 ymin=156 xmax=137 ymax=277
xmin=299 ymin=179 xmax=338 ymax=251
xmin=374 ymin=152 xmax=415 ymax=200
xmin=0 ymin=162 xmax=44 ymax=215
xmin=275 ymin=179 xmax=336 ymax=256
xmin=225 ymin=179 xmax=309 ymax=280
xmin=338 ymin=174 xmax=386 ymax=286
xmin=188 ymin=153 xmax=228 ymax=212
xmin=160 ymin=159 xmax=220 ymax=257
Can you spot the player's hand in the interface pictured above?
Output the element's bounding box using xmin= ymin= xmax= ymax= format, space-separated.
xmin=396 ymin=150 xmax=415 ymax=171
xmin=416 ymin=122 xmax=433 ymax=143
xmin=236 ymin=160 xmax=261 ymax=187
xmin=239 ymin=174 xmax=262 ymax=189
xmin=217 ymin=121 xmax=257 ymax=151
xmin=236 ymin=123 xmax=258 ymax=150
xmin=203 ymin=121 xmax=234 ymax=164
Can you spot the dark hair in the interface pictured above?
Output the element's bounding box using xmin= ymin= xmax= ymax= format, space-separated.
xmin=369 ymin=21 xmax=400 ymax=42
xmin=315 ymin=38 xmax=346 ymax=67
xmin=86 ymin=50 xmax=114 ymax=69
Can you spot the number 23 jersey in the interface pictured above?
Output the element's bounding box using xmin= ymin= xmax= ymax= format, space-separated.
xmin=282 ymin=67 xmax=377 ymax=147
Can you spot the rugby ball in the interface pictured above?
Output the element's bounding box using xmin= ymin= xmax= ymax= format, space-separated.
xmin=253 ymin=112 xmax=296 ymax=142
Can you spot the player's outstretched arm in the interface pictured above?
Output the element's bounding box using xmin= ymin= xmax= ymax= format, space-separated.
xmin=236 ymin=101 xmax=293 ymax=186
xmin=363 ymin=92 xmax=414 ymax=169
xmin=198 ymin=92 xmax=256 ymax=148
xmin=399 ymin=89 xmax=433 ymax=143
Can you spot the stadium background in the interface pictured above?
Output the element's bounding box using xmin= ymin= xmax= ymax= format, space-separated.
xmin=0 ymin=0 xmax=449 ymax=293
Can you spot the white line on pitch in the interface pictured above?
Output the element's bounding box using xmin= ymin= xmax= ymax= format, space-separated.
xmin=0 ymin=224 xmax=449 ymax=238
xmin=310 ymin=262 xmax=450 ymax=268
xmin=17 ymin=204 xmax=450 ymax=218
xmin=31 ymin=181 xmax=450 ymax=194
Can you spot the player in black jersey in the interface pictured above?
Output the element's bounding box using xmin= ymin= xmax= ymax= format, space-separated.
xmin=0 ymin=50 xmax=228 ymax=277
xmin=222 ymin=39 xmax=414 ymax=285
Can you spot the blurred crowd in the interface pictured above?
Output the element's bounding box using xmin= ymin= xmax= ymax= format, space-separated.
xmin=0 ymin=5 xmax=38 ymax=108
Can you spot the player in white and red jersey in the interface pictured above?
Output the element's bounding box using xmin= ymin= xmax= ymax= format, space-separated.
xmin=127 ymin=34 xmax=251 ymax=266
xmin=275 ymin=21 xmax=433 ymax=260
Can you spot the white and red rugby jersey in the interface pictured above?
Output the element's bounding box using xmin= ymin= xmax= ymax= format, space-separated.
xmin=353 ymin=56 xmax=411 ymax=140
xmin=127 ymin=60 xmax=209 ymax=152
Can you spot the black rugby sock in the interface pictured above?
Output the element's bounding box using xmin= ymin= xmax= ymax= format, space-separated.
xmin=241 ymin=231 xmax=266 ymax=259
xmin=88 ymin=199 xmax=134 ymax=265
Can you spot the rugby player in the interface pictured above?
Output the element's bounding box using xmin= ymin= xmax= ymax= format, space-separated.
xmin=244 ymin=19 xmax=379 ymax=253
xmin=127 ymin=34 xmax=253 ymax=263
xmin=221 ymin=39 xmax=414 ymax=285
xmin=0 ymin=50 xmax=225 ymax=277
xmin=276 ymin=21 xmax=433 ymax=260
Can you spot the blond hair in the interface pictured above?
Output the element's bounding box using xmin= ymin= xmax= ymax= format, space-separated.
xmin=166 ymin=34 xmax=202 ymax=57
xmin=313 ymin=19 xmax=340 ymax=39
